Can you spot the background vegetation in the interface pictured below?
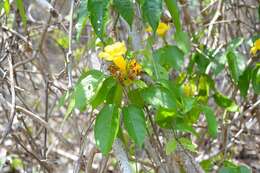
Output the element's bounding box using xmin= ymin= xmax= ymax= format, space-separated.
xmin=0 ymin=0 xmax=259 ymax=172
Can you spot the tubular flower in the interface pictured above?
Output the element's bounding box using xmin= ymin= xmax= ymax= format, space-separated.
xmin=250 ymin=39 xmax=260 ymax=56
xmin=146 ymin=22 xmax=170 ymax=37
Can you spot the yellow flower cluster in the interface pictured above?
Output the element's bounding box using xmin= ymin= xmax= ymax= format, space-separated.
xmin=99 ymin=42 xmax=127 ymax=73
xmin=98 ymin=42 xmax=141 ymax=84
xmin=146 ymin=22 xmax=170 ymax=37
xmin=250 ymin=39 xmax=260 ymax=56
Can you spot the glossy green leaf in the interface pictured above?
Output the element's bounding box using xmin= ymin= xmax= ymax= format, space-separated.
xmin=16 ymin=0 xmax=27 ymax=28
xmin=155 ymin=45 xmax=184 ymax=71
xmin=174 ymin=31 xmax=191 ymax=54
xmin=155 ymin=107 xmax=176 ymax=128
xmin=252 ymin=65 xmax=260 ymax=94
xmin=213 ymin=92 xmax=238 ymax=112
xmin=142 ymin=0 xmax=162 ymax=33
xmin=88 ymin=0 xmax=109 ymax=39
xmin=141 ymin=86 xmax=177 ymax=109
xmin=74 ymin=70 xmax=105 ymax=111
xmin=193 ymin=52 xmax=210 ymax=73
xmin=238 ymin=67 xmax=252 ymax=97
xmin=91 ymin=77 xmax=117 ymax=108
xmin=164 ymin=0 xmax=182 ymax=32
xmin=114 ymin=0 xmax=134 ymax=26
xmin=94 ymin=104 xmax=120 ymax=155
xmin=128 ymin=89 xmax=145 ymax=107
xmin=165 ymin=138 xmax=177 ymax=155
xmin=226 ymin=51 xmax=240 ymax=83
xmin=200 ymin=105 xmax=218 ymax=138
xmin=123 ymin=105 xmax=147 ymax=147
xmin=106 ymin=82 xmax=123 ymax=107
xmin=76 ymin=0 xmax=88 ymax=40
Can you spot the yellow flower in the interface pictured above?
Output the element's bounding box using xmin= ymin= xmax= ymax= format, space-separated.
xmin=250 ymin=39 xmax=260 ymax=56
xmin=98 ymin=42 xmax=127 ymax=61
xmin=113 ymin=56 xmax=127 ymax=74
xmin=156 ymin=22 xmax=170 ymax=37
xmin=146 ymin=22 xmax=170 ymax=37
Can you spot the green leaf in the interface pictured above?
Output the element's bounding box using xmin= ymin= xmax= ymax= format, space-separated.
xmin=74 ymin=70 xmax=105 ymax=111
xmin=200 ymin=105 xmax=218 ymax=138
xmin=88 ymin=0 xmax=109 ymax=39
xmin=155 ymin=107 xmax=176 ymax=128
xmin=200 ymin=159 xmax=214 ymax=172
xmin=164 ymin=0 xmax=182 ymax=32
xmin=175 ymin=118 xmax=197 ymax=135
xmin=123 ymin=105 xmax=147 ymax=147
xmin=16 ymin=0 xmax=27 ymax=28
xmin=238 ymin=165 xmax=251 ymax=173
xmin=91 ymin=77 xmax=117 ymax=108
xmin=219 ymin=161 xmax=252 ymax=173
xmin=141 ymin=86 xmax=177 ymax=109
xmin=76 ymin=0 xmax=88 ymax=40
xmin=252 ymin=65 xmax=260 ymax=94
xmin=142 ymin=0 xmax=162 ymax=32
xmin=155 ymin=45 xmax=184 ymax=71
xmin=226 ymin=50 xmax=240 ymax=83
xmin=174 ymin=31 xmax=191 ymax=54
xmin=165 ymin=138 xmax=177 ymax=155
xmin=238 ymin=67 xmax=252 ymax=97
xmin=213 ymin=92 xmax=238 ymax=112
xmin=94 ymin=104 xmax=120 ymax=155
xmin=193 ymin=52 xmax=210 ymax=73
xmin=114 ymin=0 xmax=134 ymax=26
xmin=128 ymin=89 xmax=145 ymax=107
xmin=11 ymin=158 xmax=23 ymax=169
xmin=178 ymin=137 xmax=197 ymax=153
xmin=106 ymin=82 xmax=123 ymax=107
xmin=4 ymin=0 xmax=10 ymax=16
xmin=197 ymin=75 xmax=211 ymax=103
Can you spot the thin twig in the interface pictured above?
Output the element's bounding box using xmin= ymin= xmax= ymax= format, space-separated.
xmin=0 ymin=56 xmax=16 ymax=144
xmin=66 ymin=0 xmax=75 ymax=89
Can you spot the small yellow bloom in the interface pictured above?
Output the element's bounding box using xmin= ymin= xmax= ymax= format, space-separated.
xmin=98 ymin=42 xmax=127 ymax=61
xmin=113 ymin=56 xmax=127 ymax=74
xmin=156 ymin=22 xmax=170 ymax=37
xmin=146 ymin=22 xmax=170 ymax=37
xmin=250 ymin=39 xmax=260 ymax=56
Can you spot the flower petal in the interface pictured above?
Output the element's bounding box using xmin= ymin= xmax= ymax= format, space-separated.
xmin=113 ymin=56 xmax=126 ymax=73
